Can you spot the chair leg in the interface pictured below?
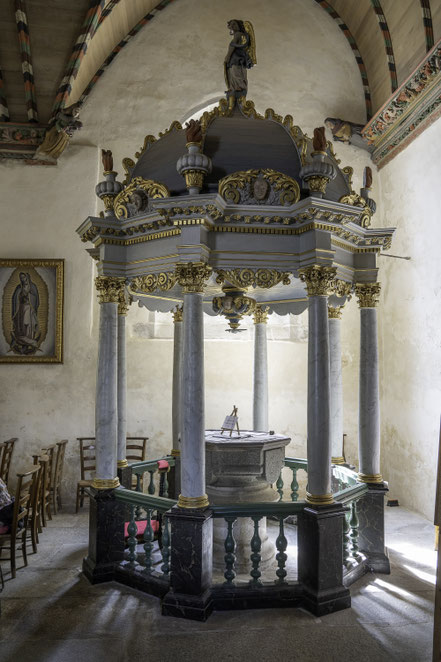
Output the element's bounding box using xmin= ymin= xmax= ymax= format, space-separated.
xmin=31 ymin=520 xmax=38 ymax=554
xmin=52 ymin=488 xmax=58 ymax=516
xmin=47 ymin=496 xmax=52 ymax=521
xmin=0 ymin=561 xmax=4 ymax=590
xmin=22 ymin=530 xmax=28 ymax=568
xmin=75 ymin=485 xmax=80 ymax=513
xmin=80 ymin=488 xmax=85 ymax=508
xmin=11 ymin=539 xmax=16 ymax=579
xmin=57 ymin=487 xmax=62 ymax=511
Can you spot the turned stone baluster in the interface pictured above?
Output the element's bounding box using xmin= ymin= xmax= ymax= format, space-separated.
xmin=143 ymin=509 xmax=154 ymax=574
xmin=349 ymin=501 xmax=360 ymax=559
xmin=224 ymin=517 xmax=237 ymax=586
xmin=162 ymin=470 xmax=169 ymax=499
xmin=161 ymin=516 xmax=171 ymax=576
xmin=249 ymin=516 xmax=262 ymax=587
xmin=148 ymin=470 xmax=155 ymax=495
xmin=127 ymin=505 xmax=138 ymax=567
xmin=343 ymin=512 xmax=351 ymax=566
xmin=275 ymin=516 xmax=288 ymax=585
xmin=276 ymin=472 xmax=284 ymax=501
xmin=290 ymin=468 xmax=299 ymax=502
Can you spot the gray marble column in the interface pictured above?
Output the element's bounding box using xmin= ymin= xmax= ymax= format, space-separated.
xmin=172 ymin=306 xmax=183 ymax=453
xmin=355 ymin=283 xmax=382 ymax=483
xmin=299 ymin=266 xmax=336 ymax=505
xmin=328 ymin=307 xmax=344 ymax=464
xmin=253 ymin=307 xmax=269 ymax=432
xmin=93 ymin=276 xmax=125 ymax=489
xmin=117 ymin=299 xmax=129 ymax=469
xmin=176 ymin=263 xmax=211 ymax=508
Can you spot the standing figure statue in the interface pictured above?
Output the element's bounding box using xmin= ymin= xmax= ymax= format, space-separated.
xmin=224 ymin=20 xmax=256 ymax=96
xmin=10 ymin=272 xmax=41 ymax=354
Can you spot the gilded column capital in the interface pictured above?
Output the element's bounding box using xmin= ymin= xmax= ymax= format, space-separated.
xmin=172 ymin=305 xmax=183 ymax=323
xmin=328 ymin=306 xmax=342 ymax=319
xmin=176 ymin=262 xmax=212 ymax=293
xmin=253 ymin=305 xmax=269 ymax=324
xmin=355 ymin=282 xmax=381 ymax=308
xmin=95 ymin=276 xmax=126 ymax=304
xmin=298 ymin=265 xmax=337 ymax=296
xmin=332 ymin=279 xmax=353 ymax=299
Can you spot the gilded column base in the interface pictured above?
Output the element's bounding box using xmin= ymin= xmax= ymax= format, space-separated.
xmin=357 ymin=472 xmax=383 ymax=484
xmin=92 ymin=477 xmax=120 ymax=490
xmin=178 ymin=494 xmax=209 ymax=509
xmin=171 ymin=448 xmax=181 ymax=457
xmin=305 ymin=491 xmax=334 ymax=506
xmin=117 ymin=459 xmax=128 ymax=468
xmin=331 ymin=456 xmax=345 ymax=465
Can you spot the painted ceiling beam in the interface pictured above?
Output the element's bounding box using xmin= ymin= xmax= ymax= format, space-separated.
xmin=313 ymin=0 xmax=372 ymax=121
xmin=420 ymin=0 xmax=434 ymax=51
xmin=369 ymin=0 xmax=398 ymax=93
xmin=14 ymin=0 xmax=38 ymax=123
xmin=98 ymin=0 xmax=122 ymax=27
xmin=0 ymin=66 xmax=9 ymax=122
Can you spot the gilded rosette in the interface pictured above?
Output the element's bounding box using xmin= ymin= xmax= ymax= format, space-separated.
xmin=95 ymin=276 xmax=126 ymax=304
xmin=298 ymin=265 xmax=337 ymax=296
xmin=176 ymin=262 xmax=212 ymax=293
xmin=355 ymin=282 xmax=381 ymax=308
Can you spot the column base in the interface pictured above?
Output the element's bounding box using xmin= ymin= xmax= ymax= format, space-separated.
xmin=82 ymin=487 xmax=125 ymax=585
xmin=298 ymin=503 xmax=350 ymax=615
xmin=357 ymin=482 xmax=390 ymax=574
xmin=162 ymin=588 xmax=213 ymax=621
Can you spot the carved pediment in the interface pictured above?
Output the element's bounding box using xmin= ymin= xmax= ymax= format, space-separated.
xmin=218 ymin=168 xmax=300 ymax=206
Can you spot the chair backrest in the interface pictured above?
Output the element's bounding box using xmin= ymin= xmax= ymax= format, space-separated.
xmin=0 ymin=438 xmax=18 ymax=485
xmin=33 ymin=454 xmax=49 ymax=500
xmin=13 ymin=466 xmax=40 ymax=533
xmin=54 ymin=440 xmax=68 ymax=489
xmin=41 ymin=445 xmax=57 ymax=488
xmin=77 ymin=438 xmax=96 ymax=481
xmin=29 ymin=462 xmax=43 ymax=522
xmin=126 ymin=437 xmax=148 ymax=463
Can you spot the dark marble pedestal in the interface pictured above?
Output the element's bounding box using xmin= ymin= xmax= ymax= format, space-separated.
xmin=117 ymin=465 xmax=132 ymax=489
xmin=82 ymin=488 xmax=125 ymax=584
xmin=167 ymin=455 xmax=181 ymax=500
xmin=357 ymin=482 xmax=390 ymax=574
xmin=162 ymin=506 xmax=213 ymax=621
xmin=298 ymin=503 xmax=351 ymax=616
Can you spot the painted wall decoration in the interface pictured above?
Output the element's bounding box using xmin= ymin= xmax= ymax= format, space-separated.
xmin=0 ymin=259 xmax=64 ymax=363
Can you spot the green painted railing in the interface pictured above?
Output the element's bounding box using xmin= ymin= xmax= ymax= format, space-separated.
xmin=276 ymin=457 xmax=308 ymax=501
xmin=333 ymin=471 xmax=368 ymax=569
xmin=115 ymin=486 xmax=177 ymax=577
xmin=211 ymin=501 xmax=305 ymax=587
xmin=129 ymin=455 xmax=175 ymax=498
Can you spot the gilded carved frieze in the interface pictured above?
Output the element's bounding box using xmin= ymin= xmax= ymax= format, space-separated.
xmin=130 ymin=272 xmax=177 ymax=294
xmin=113 ymin=177 xmax=170 ymax=220
xmin=218 ymin=168 xmax=300 ymax=206
xmin=216 ymin=268 xmax=291 ymax=289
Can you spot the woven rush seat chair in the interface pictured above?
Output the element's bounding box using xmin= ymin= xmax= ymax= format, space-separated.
xmin=0 ymin=465 xmax=40 ymax=578
xmin=127 ymin=437 xmax=148 ymax=490
xmin=76 ymin=438 xmax=96 ymax=512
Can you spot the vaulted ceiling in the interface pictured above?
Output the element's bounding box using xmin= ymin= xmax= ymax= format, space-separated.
xmin=0 ymin=0 xmax=440 ymax=128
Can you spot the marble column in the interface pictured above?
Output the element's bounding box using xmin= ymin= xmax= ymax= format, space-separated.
xmin=299 ymin=265 xmax=336 ymax=505
xmin=328 ymin=306 xmax=345 ymax=465
xmin=355 ymin=283 xmax=382 ymax=483
xmin=253 ymin=306 xmax=269 ymax=432
xmin=172 ymin=305 xmax=183 ymax=452
xmin=117 ymin=297 xmax=129 ymax=470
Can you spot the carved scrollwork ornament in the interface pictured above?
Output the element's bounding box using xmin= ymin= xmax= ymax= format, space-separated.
xmin=298 ymin=265 xmax=337 ymax=296
xmin=218 ymin=168 xmax=300 ymax=206
xmin=355 ymin=282 xmax=381 ymax=308
xmin=95 ymin=276 xmax=126 ymax=304
xmin=113 ymin=177 xmax=170 ymax=219
xmin=175 ymin=262 xmax=212 ymax=293
xmin=130 ymin=272 xmax=177 ymax=294
xmin=215 ymin=268 xmax=291 ymax=289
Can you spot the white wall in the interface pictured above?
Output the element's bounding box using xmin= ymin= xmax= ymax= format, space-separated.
xmin=0 ymin=0 xmax=372 ymax=503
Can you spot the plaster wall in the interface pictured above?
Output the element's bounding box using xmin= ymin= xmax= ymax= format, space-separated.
xmin=0 ymin=0 xmax=371 ymax=502
xmin=377 ymin=117 xmax=441 ymax=520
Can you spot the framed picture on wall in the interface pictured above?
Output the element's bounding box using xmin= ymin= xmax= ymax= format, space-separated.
xmin=0 ymin=259 xmax=64 ymax=363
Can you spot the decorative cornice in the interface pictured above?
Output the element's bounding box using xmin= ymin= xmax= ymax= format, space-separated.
xmin=95 ymin=275 xmax=125 ymax=304
xmin=0 ymin=122 xmax=48 ymax=162
xmin=175 ymin=262 xmax=212 ymax=293
xmin=355 ymin=282 xmax=381 ymax=308
xmin=298 ymin=265 xmax=337 ymax=296
xmin=216 ymin=268 xmax=291 ymax=289
xmin=362 ymin=40 xmax=441 ymax=168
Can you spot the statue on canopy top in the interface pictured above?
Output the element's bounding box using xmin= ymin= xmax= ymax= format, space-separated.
xmin=224 ymin=20 xmax=256 ymax=96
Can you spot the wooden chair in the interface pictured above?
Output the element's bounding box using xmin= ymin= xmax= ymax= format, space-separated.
xmin=76 ymin=438 xmax=96 ymax=512
xmin=33 ymin=454 xmax=51 ymax=527
xmin=27 ymin=460 xmax=43 ymax=553
xmin=0 ymin=466 xmax=39 ymax=578
xmin=0 ymin=438 xmax=18 ymax=486
xmin=51 ymin=440 xmax=68 ymax=514
xmin=127 ymin=437 xmax=148 ymax=490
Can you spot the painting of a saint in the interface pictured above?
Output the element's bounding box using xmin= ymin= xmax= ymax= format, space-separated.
xmin=10 ymin=272 xmax=41 ymax=355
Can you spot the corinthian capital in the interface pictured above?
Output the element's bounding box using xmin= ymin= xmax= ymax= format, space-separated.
xmin=95 ymin=275 xmax=126 ymax=304
xmin=298 ymin=265 xmax=336 ymax=296
xmin=176 ymin=262 xmax=212 ymax=293
xmin=355 ymin=282 xmax=381 ymax=308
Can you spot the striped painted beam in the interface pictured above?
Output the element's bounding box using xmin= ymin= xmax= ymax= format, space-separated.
xmin=0 ymin=66 xmax=9 ymax=121
xmin=313 ymin=0 xmax=372 ymax=121
xmin=370 ymin=0 xmax=398 ymax=93
xmin=51 ymin=0 xmax=106 ymax=119
xmin=14 ymin=0 xmax=38 ymax=122
xmin=98 ymin=0 xmax=122 ymax=27
xmin=420 ymin=0 xmax=434 ymax=52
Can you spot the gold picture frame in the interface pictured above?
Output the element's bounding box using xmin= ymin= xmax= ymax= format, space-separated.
xmin=0 ymin=259 xmax=64 ymax=363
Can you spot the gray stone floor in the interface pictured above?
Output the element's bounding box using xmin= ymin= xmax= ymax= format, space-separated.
xmin=0 ymin=505 xmax=435 ymax=662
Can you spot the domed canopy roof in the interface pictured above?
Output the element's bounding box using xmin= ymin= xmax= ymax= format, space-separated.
xmin=126 ymin=99 xmax=351 ymax=202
